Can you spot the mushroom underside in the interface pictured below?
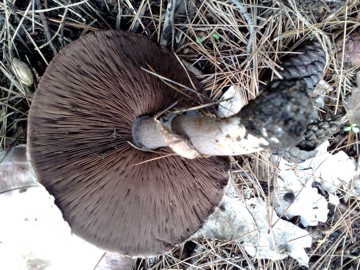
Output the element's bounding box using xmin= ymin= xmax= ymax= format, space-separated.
xmin=28 ymin=30 xmax=229 ymax=256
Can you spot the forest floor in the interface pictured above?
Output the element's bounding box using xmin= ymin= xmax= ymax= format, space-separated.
xmin=0 ymin=0 xmax=359 ymax=269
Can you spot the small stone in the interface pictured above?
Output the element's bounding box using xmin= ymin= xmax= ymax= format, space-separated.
xmin=11 ymin=58 xmax=34 ymax=86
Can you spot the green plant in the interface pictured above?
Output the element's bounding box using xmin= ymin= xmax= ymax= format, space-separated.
xmin=344 ymin=123 xmax=359 ymax=133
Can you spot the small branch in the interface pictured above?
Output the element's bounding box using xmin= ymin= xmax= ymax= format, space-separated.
xmin=230 ymin=0 xmax=254 ymax=53
xmin=160 ymin=0 xmax=176 ymax=47
xmin=282 ymin=0 xmax=332 ymax=61
xmin=116 ymin=0 xmax=124 ymax=30
xmin=174 ymin=0 xmax=190 ymax=16
xmin=39 ymin=3 xmax=69 ymax=50
xmin=36 ymin=0 xmax=57 ymax=55
xmin=131 ymin=0 xmax=147 ymax=33
xmin=125 ymin=0 xmax=147 ymax=34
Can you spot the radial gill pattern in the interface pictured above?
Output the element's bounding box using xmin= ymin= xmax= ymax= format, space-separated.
xmin=28 ymin=30 xmax=229 ymax=256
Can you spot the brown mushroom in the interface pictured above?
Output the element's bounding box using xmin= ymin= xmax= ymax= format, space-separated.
xmin=28 ymin=30 xmax=315 ymax=256
xmin=28 ymin=30 xmax=229 ymax=256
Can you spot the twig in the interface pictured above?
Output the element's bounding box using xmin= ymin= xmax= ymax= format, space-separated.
xmin=283 ymin=0 xmax=333 ymax=61
xmin=4 ymin=2 xmax=48 ymax=64
xmin=47 ymin=17 xmax=98 ymax=31
xmin=175 ymin=0 xmax=190 ymax=16
xmin=116 ymin=0 xmax=124 ymax=30
xmin=124 ymin=0 xmax=148 ymax=33
xmin=160 ymin=0 xmax=176 ymax=47
xmin=39 ymin=3 xmax=69 ymax=50
xmin=52 ymin=0 xmax=86 ymax=22
xmin=230 ymin=0 xmax=254 ymax=53
xmin=36 ymin=0 xmax=57 ymax=55
xmin=31 ymin=0 xmax=35 ymax=34
xmin=85 ymin=1 xmax=112 ymax=29
xmin=130 ymin=0 xmax=147 ymax=32
xmin=30 ymin=0 xmax=89 ymax=13
xmin=10 ymin=1 xmax=32 ymax=50
xmin=93 ymin=252 xmax=107 ymax=270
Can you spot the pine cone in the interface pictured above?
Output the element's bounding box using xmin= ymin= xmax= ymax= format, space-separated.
xmin=278 ymin=41 xmax=326 ymax=93
xmin=297 ymin=117 xmax=342 ymax=151
xmin=275 ymin=146 xmax=319 ymax=163
xmin=277 ymin=117 xmax=342 ymax=163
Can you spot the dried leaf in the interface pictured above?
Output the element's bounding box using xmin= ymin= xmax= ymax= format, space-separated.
xmin=217 ymin=85 xmax=246 ymax=117
xmin=274 ymin=159 xmax=329 ymax=227
xmin=194 ymin=195 xmax=312 ymax=267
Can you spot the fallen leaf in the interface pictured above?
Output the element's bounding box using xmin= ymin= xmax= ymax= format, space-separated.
xmin=194 ymin=194 xmax=312 ymax=267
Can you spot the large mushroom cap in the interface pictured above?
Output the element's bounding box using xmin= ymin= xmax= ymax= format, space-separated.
xmin=28 ymin=30 xmax=229 ymax=256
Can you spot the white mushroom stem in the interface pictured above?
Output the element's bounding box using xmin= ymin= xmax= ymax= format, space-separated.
xmin=132 ymin=80 xmax=316 ymax=157
xmin=134 ymin=115 xmax=270 ymax=156
xmin=132 ymin=116 xmax=167 ymax=149
xmin=171 ymin=115 xmax=271 ymax=156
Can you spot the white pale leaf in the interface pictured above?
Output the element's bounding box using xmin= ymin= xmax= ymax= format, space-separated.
xmin=194 ymin=195 xmax=312 ymax=267
xmin=273 ymin=140 xmax=360 ymax=229
xmin=217 ymin=85 xmax=246 ymax=117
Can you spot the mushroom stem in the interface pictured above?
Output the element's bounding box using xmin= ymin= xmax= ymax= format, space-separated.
xmin=133 ymin=80 xmax=317 ymax=156
xmin=132 ymin=116 xmax=167 ymax=149
xmin=133 ymin=114 xmax=267 ymax=155
xmin=170 ymin=115 xmax=269 ymax=156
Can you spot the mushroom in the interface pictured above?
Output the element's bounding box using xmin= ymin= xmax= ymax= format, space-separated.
xmin=28 ymin=30 xmax=314 ymax=256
